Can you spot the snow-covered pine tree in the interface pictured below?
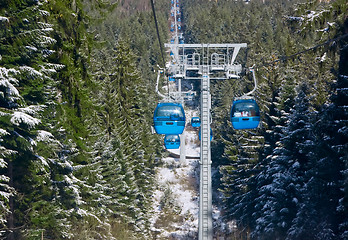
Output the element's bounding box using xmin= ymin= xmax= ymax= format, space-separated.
xmin=89 ymin=40 xmax=162 ymax=238
xmin=295 ymin=17 xmax=348 ymax=240
xmin=286 ymin=64 xmax=346 ymax=239
xmin=0 ymin=0 xmax=75 ymax=238
xmin=282 ymin=2 xmax=348 ymax=239
xmin=334 ymin=19 xmax=348 ymax=238
xmin=252 ymin=83 xmax=315 ymax=239
xmin=0 ymin=107 xmax=15 ymax=238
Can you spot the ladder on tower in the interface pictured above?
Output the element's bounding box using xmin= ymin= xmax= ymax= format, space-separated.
xmin=199 ymin=65 xmax=212 ymax=240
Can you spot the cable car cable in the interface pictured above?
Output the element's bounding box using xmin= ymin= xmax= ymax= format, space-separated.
xmin=151 ymin=0 xmax=171 ymax=96
xmin=254 ymin=33 xmax=348 ymax=68
xmin=150 ymin=0 xmax=166 ymax=68
xmin=240 ymin=33 xmax=348 ymax=97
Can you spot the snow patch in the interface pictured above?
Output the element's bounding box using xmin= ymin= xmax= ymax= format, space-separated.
xmin=39 ymin=10 xmax=50 ymax=16
xmin=36 ymin=130 xmax=55 ymax=142
xmin=10 ymin=111 xmax=41 ymax=128
xmin=35 ymin=155 xmax=49 ymax=167
xmin=0 ymin=154 xmax=8 ymax=168
xmin=0 ymin=79 xmax=20 ymax=99
xmin=0 ymin=68 xmax=20 ymax=99
xmin=320 ymin=52 xmax=327 ymax=62
xmin=0 ymin=189 xmax=12 ymax=202
xmin=305 ymin=10 xmax=330 ymax=23
xmin=0 ymin=129 xmax=9 ymax=136
xmin=0 ymin=16 xmax=9 ymax=22
xmin=39 ymin=35 xmax=57 ymax=45
xmin=19 ymin=66 xmax=43 ymax=79
xmin=44 ymin=63 xmax=65 ymax=70
xmin=19 ymin=105 xmax=45 ymax=115
xmin=26 ymin=45 xmax=38 ymax=51
xmin=38 ymin=22 xmax=53 ymax=28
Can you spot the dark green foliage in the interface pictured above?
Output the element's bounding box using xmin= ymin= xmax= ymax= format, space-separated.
xmin=0 ymin=0 xmax=67 ymax=238
xmin=1 ymin=0 xmax=346 ymax=238
xmin=1 ymin=0 xmax=165 ymax=238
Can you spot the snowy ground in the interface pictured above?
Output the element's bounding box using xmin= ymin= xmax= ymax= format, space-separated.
xmin=150 ymin=155 xmax=199 ymax=239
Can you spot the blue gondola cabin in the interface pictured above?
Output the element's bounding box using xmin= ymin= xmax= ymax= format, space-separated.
xmin=230 ymin=98 xmax=260 ymax=130
xmin=154 ymin=102 xmax=185 ymax=135
xmin=164 ymin=134 xmax=180 ymax=149
xmin=191 ymin=117 xmax=200 ymax=128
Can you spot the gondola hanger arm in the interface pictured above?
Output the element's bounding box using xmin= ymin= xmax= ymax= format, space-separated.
xmin=243 ymin=65 xmax=257 ymax=97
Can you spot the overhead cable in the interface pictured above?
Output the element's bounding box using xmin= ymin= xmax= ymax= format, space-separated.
xmin=150 ymin=0 xmax=166 ymax=68
xmin=256 ymin=33 xmax=348 ymax=68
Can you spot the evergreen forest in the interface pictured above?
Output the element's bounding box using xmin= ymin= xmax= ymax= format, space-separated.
xmin=0 ymin=0 xmax=347 ymax=239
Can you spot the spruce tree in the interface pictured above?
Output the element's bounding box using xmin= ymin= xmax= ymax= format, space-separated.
xmin=0 ymin=0 xmax=71 ymax=238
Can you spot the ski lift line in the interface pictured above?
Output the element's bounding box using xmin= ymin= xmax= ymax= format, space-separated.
xmin=255 ymin=33 xmax=348 ymax=68
xmin=150 ymin=0 xmax=166 ymax=67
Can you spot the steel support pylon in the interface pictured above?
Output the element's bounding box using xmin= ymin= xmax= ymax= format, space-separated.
xmin=164 ymin=42 xmax=247 ymax=240
xmin=199 ymin=66 xmax=212 ymax=240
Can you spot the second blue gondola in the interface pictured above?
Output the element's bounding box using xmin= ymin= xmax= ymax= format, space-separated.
xmin=164 ymin=134 xmax=180 ymax=149
xmin=191 ymin=117 xmax=201 ymax=128
xmin=154 ymin=102 xmax=185 ymax=135
xmin=230 ymin=98 xmax=260 ymax=130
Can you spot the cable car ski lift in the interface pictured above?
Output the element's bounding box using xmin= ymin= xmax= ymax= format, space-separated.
xmin=230 ymin=68 xmax=260 ymax=130
xmin=164 ymin=134 xmax=180 ymax=149
xmin=153 ymin=102 xmax=186 ymax=135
